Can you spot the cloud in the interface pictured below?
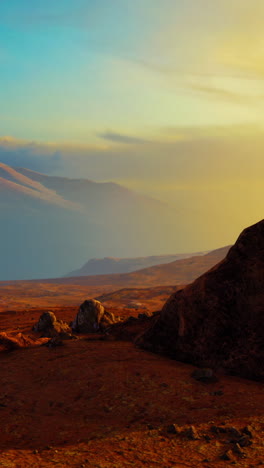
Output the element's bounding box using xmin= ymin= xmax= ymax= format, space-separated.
xmin=0 ymin=137 xmax=63 ymax=174
xmin=1 ymin=123 xmax=264 ymax=186
xmin=98 ymin=132 xmax=149 ymax=145
xmin=185 ymin=83 xmax=264 ymax=105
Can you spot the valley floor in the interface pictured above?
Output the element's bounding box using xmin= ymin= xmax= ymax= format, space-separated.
xmin=0 ymin=318 xmax=264 ymax=468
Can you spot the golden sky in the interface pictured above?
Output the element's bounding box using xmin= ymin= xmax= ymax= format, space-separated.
xmin=0 ymin=0 xmax=263 ymax=250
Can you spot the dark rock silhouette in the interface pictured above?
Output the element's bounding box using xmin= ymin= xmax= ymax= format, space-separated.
xmin=33 ymin=311 xmax=72 ymax=338
xmin=72 ymin=299 xmax=118 ymax=333
xmin=137 ymin=220 xmax=264 ymax=380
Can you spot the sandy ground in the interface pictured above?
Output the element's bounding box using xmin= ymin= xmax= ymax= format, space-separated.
xmin=0 ymin=284 xmax=263 ymax=467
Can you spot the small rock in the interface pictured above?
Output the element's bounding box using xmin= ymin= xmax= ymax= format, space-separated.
xmin=44 ymin=337 xmax=64 ymax=348
xmin=167 ymin=424 xmax=181 ymax=435
xmin=147 ymin=424 xmax=155 ymax=430
xmin=210 ymin=390 xmax=224 ymax=396
xmin=238 ymin=435 xmax=252 ymax=447
xmin=191 ymin=368 xmax=218 ymax=383
xmin=221 ymin=450 xmax=234 ymax=461
xmin=242 ymin=425 xmax=254 ymax=438
xmin=233 ymin=443 xmax=246 ymax=457
xmin=184 ymin=426 xmax=200 ymax=440
xmin=211 ymin=425 xmax=227 ymax=434
xmin=228 ymin=427 xmax=242 ymax=438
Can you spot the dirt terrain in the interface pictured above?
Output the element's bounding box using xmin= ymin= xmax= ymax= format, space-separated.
xmin=1 ymin=245 xmax=229 ymax=294
xmin=0 ymin=228 xmax=263 ymax=468
xmin=0 ymin=282 xmax=181 ymax=314
xmin=0 ymin=301 xmax=263 ymax=467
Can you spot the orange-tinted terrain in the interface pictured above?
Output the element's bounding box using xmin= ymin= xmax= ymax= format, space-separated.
xmin=0 ymin=229 xmax=263 ymax=467
xmin=0 ymin=310 xmax=264 ymax=466
xmin=0 ymin=245 xmax=229 ymax=312
xmin=1 ymin=307 xmax=264 ymax=468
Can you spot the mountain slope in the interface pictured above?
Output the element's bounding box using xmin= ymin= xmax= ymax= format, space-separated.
xmin=0 ymin=164 xmax=180 ymax=280
xmin=65 ymin=251 xmax=210 ymax=277
xmin=0 ymin=163 xmax=78 ymax=209
xmin=33 ymin=245 xmax=230 ymax=288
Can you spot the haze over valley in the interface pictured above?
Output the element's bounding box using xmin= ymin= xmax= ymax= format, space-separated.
xmin=0 ymin=163 xmax=183 ymax=280
xmin=0 ymin=2 xmax=263 ymax=467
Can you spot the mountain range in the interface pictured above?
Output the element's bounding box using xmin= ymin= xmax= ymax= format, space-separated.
xmin=65 ymin=251 xmax=210 ymax=277
xmin=33 ymin=245 xmax=230 ymax=288
xmin=0 ymin=163 xmax=184 ymax=280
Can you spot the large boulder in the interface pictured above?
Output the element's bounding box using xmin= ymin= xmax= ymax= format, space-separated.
xmin=33 ymin=311 xmax=72 ymax=338
xmin=72 ymin=299 xmax=117 ymax=333
xmin=137 ymin=220 xmax=264 ymax=380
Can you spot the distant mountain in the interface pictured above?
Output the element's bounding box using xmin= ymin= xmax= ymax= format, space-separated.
xmin=37 ymin=245 xmax=231 ymax=288
xmin=0 ymin=163 xmax=181 ymax=280
xmin=65 ymin=251 xmax=210 ymax=277
xmin=0 ymin=163 xmax=78 ymax=209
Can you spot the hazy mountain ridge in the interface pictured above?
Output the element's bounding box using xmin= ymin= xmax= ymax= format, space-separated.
xmin=65 ymin=251 xmax=210 ymax=277
xmin=19 ymin=245 xmax=230 ymax=288
xmin=0 ymin=163 xmax=78 ymax=210
xmin=0 ymin=164 xmax=180 ymax=280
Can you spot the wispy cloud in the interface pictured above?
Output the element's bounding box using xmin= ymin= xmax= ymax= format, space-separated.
xmin=98 ymin=132 xmax=149 ymax=145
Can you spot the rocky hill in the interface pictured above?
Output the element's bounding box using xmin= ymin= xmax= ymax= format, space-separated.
xmin=65 ymin=251 xmax=209 ymax=277
xmin=138 ymin=220 xmax=264 ymax=380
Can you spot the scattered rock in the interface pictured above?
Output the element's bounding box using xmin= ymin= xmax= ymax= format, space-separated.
xmin=221 ymin=450 xmax=234 ymax=461
xmin=167 ymin=424 xmax=181 ymax=435
xmin=233 ymin=443 xmax=246 ymax=457
xmin=138 ymin=312 xmax=152 ymax=319
xmin=237 ymin=435 xmax=252 ymax=447
xmin=210 ymin=390 xmax=224 ymax=396
xmin=211 ymin=425 xmax=228 ymax=434
xmin=242 ymin=425 xmax=254 ymax=438
xmin=127 ymin=302 xmax=146 ymax=309
xmin=0 ymin=331 xmax=48 ymax=350
xmin=147 ymin=424 xmax=155 ymax=430
xmin=44 ymin=337 xmax=64 ymax=348
xmin=230 ymin=427 xmax=242 ymax=437
xmin=72 ymin=300 xmax=118 ymax=333
xmin=183 ymin=426 xmax=200 ymax=440
xmin=33 ymin=311 xmax=72 ymax=338
xmin=191 ymin=368 xmax=218 ymax=383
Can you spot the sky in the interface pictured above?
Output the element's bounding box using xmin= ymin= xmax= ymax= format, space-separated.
xmin=0 ymin=0 xmax=263 ymax=250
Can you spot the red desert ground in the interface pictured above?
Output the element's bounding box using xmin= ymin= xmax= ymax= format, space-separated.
xmin=0 ymin=219 xmax=263 ymax=467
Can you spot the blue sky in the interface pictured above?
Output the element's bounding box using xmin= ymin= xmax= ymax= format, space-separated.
xmin=1 ymin=0 xmax=263 ymax=142
xmin=0 ymin=0 xmax=263 ymax=249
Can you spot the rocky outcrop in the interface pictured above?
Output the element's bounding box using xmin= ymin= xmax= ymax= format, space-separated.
xmin=137 ymin=220 xmax=264 ymax=380
xmin=72 ymin=299 xmax=118 ymax=333
xmin=106 ymin=313 xmax=155 ymax=341
xmin=0 ymin=332 xmax=49 ymax=350
xmin=33 ymin=311 xmax=72 ymax=338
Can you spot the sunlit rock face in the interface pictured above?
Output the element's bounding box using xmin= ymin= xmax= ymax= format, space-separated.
xmin=33 ymin=311 xmax=72 ymax=338
xmin=72 ymin=299 xmax=117 ymax=333
xmin=138 ymin=220 xmax=264 ymax=380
